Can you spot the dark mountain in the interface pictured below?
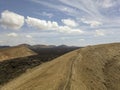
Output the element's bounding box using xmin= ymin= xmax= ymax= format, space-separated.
xmin=0 ymin=46 xmax=10 ymax=49
xmin=32 ymin=45 xmax=56 ymax=48
xmin=30 ymin=45 xmax=80 ymax=55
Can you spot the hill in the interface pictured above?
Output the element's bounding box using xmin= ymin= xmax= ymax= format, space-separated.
xmin=30 ymin=45 xmax=79 ymax=55
xmin=0 ymin=46 xmax=10 ymax=49
xmin=16 ymin=44 xmax=80 ymax=55
xmin=0 ymin=45 xmax=37 ymax=62
xmin=0 ymin=44 xmax=79 ymax=85
xmin=1 ymin=43 xmax=120 ymax=90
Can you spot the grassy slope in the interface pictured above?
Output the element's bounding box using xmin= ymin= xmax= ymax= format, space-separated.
xmin=0 ymin=46 xmax=79 ymax=85
xmin=0 ymin=45 xmax=36 ymax=62
xmin=1 ymin=43 xmax=120 ymax=90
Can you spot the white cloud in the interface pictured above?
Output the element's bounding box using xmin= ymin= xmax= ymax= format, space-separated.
xmin=26 ymin=35 xmax=32 ymax=38
xmin=58 ymin=26 xmax=83 ymax=34
xmin=30 ymin=0 xmax=84 ymax=18
xmin=42 ymin=12 xmax=53 ymax=18
xmin=26 ymin=16 xmax=84 ymax=34
xmin=97 ymin=0 xmax=116 ymax=8
xmin=7 ymin=33 xmax=18 ymax=37
xmin=81 ymin=18 xmax=102 ymax=27
xmin=62 ymin=19 xmax=78 ymax=27
xmin=30 ymin=0 xmax=120 ymax=31
xmin=35 ymin=12 xmax=54 ymax=18
xmin=26 ymin=16 xmax=58 ymax=30
xmin=0 ymin=10 xmax=24 ymax=30
xmin=94 ymin=30 xmax=105 ymax=36
xmin=59 ymin=0 xmax=102 ymax=18
xmin=79 ymin=39 xmax=85 ymax=41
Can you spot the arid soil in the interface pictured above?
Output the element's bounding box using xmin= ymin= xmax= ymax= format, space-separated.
xmin=0 ymin=45 xmax=37 ymax=62
xmin=0 ymin=45 xmax=78 ymax=85
xmin=1 ymin=43 xmax=120 ymax=90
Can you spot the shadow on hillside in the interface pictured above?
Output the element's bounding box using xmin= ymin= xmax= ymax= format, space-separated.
xmin=0 ymin=47 xmax=80 ymax=85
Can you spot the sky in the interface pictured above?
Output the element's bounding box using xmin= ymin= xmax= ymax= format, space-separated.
xmin=0 ymin=0 xmax=120 ymax=46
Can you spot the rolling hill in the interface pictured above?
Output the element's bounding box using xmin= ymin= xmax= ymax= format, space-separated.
xmin=0 ymin=44 xmax=79 ymax=85
xmin=0 ymin=45 xmax=37 ymax=62
xmin=1 ymin=43 xmax=120 ymax=90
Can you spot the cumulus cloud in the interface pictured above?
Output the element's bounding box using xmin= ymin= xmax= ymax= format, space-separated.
xmin=31 ymin=0 xmax=120 ymax=30
xmin=26 ymin=16 xmax=58 ymax=30
xmin=94 ymin=30 xmax=105 ymax=36
xmin=81 ymin=18 xmax=102 ymax=27
xmin=61 ymin=19 xmax=78 ymax=27
xmin=58 ymin=26 xmax=83 ymax=34
xmin=7 ymin=33 xmax=18 ymax=37
xmin=26 ymin=16 xmax=83 ymax=34
xmin=0 ymin=10 xmax=24 ymax=30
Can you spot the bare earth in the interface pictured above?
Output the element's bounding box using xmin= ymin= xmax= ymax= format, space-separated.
xmin=1 ymin=43 xmax=120 ymax=90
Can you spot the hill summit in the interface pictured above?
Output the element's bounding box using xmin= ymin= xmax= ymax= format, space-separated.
xmin=1 ymin=43 xmax=120 ymax=90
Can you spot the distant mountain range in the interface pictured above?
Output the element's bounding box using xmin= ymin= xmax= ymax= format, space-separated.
xmin=18 ymin=44 xmax=79 ymax=49
xmin=0 ymin=44 xmax=79 ymax=49
xmin=28 ymin=44 xmax=80 ymax=55
xmin=0 ymin=44 xmax=80 ymax=55
xmin=0 ymin=46 xmax=10 ymax=49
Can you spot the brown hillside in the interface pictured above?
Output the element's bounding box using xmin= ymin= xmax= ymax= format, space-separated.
xmin=1 ymin=43 xmax=120 ymax=90
xmin=0 ymin=45 xmax=37 ymax=62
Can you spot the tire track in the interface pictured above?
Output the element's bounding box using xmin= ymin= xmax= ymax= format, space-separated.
xmin=63 ymin=53 xmax=81 ymax=90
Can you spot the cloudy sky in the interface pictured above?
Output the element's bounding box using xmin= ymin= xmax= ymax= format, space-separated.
xmin=0 ymin=0 xmax=120 ymax=46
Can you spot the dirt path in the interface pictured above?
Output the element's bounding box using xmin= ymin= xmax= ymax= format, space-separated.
xmin=63 ymin=56 xmax=76 ymax=90
xmin=1 ymin=43 xmax=120 ymax=90
xmin=1 ymin=50 xmax=79 ymax=90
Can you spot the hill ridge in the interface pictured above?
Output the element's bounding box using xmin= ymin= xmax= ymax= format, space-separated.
xmin=0 ymin=45 xmax=37 ymax=62
xmin=1 ymin=43 xmax=120 ymax=90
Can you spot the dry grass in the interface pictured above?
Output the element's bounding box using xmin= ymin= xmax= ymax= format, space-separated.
xmin=1 ymin=43 xmax=120 ymax=90
xmin=0 ymin=45 xmax=37 ymax=62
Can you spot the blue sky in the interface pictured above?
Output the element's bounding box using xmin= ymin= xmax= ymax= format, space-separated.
xmin=0 ymin=0 xmax=120 ymax=46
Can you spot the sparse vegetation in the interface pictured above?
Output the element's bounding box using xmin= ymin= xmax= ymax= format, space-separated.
xmin=0 ymin=46 xmax=79 ymax=85
xmin=1 ymin=43 xmax=120 ymax=90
